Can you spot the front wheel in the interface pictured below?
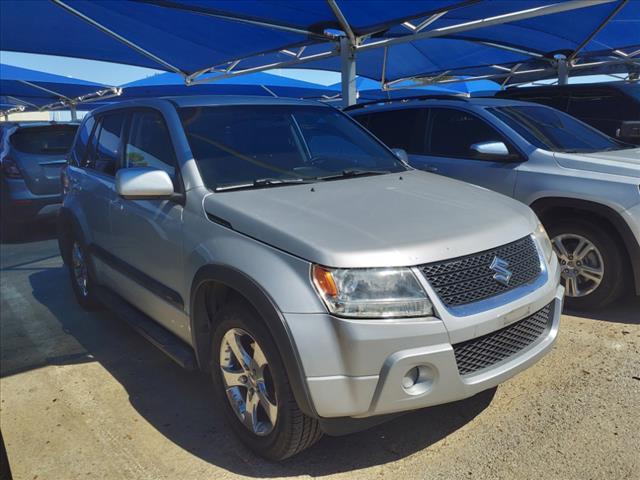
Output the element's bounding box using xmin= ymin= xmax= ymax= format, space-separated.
xmin=548 ymin=219 xmax=628 ymax=310
xmin=211 ymin=303 xmax=322 ymax=460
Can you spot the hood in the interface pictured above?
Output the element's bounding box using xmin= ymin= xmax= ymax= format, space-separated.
xmin=203 ymin=170 xmax=538 ymax=268
xmin=554 ymin=148 xmax=640 ymax=179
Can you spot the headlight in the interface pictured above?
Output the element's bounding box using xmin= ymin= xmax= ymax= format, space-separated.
xmin=534 ymin=222 xmax=554 ymax=263
xmin=311 ymin=265 xmax=434 ymax=318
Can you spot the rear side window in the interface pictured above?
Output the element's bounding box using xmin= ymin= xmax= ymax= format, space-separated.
xmin=124 ymin=111 xmax=175 ymax=176
xmin=71 ymin=116 xmax=95 ymax=166
xmin=88 ymin=113 xmax=125 ymax=175
xmin=428 ymin=108 xmax=507 ymax=158
xmin=10 ymin=125 xmax=78 ymax=155
xmin=356 ymin=109 xmax=426 ymax=154
xmin=567 ymin=90 xmax=628 ymax=120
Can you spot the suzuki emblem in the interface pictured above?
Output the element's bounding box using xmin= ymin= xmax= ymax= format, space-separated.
xmin=490 ymin=256 xmax=512 ymax=286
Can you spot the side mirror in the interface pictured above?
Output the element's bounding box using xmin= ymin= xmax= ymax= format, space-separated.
xmin=115 ymin=167 xmax=174 ymax=200
xmin=617 ymin=120 xmax=640 ymax=142
xmin=391 ymin=148 xmax=409 ymax=163
xmin=469 ymin=142 xmax=520 ymax=162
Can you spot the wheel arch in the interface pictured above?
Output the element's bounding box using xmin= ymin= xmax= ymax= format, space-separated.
xmin=530 ymin=197 xmax=640 ymax=295
xmin=190 ymin=264 xmax=318 ymax=418
xmin=57 ymin=206 xmax=85 ymax=265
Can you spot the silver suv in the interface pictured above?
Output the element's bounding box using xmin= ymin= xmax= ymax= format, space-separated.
xmin=350 ymin=97 xmax=640 ymax=310
xmin=59 ymin=96 xmax=563 ymax=460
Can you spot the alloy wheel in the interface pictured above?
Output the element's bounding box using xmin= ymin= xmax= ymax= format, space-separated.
xmin=71 ymin=242 xmax=89 ymax=297
xmin=552 ymin=233 xmax=604 ymax=298
xmin=219 ymin=328 xmax=278 ymax=436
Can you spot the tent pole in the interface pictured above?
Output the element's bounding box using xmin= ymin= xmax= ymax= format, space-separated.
xmin=340 ymin=36 xmax=357 ymax=107
xmin=70 ymin=103 xmax=78 ymax=121
xmin=555 ymin=54 xmax=569 ymax=85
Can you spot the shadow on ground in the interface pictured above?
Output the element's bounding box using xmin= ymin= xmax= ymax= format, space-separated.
xmin=564 ymin=295 xmax=640 ymax=325
xmin=0 ymin=257 xmax=495 ymax=477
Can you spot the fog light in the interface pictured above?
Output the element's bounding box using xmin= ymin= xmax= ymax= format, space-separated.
xmin=402 ymin=365 xmax=436 ymax=395
xmin=402 ymin=367 xmax=419 ymax=389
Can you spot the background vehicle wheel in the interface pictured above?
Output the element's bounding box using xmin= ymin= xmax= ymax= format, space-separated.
xmin=211 ymin=302 xmax=322 ymax=460
xmin=65 ymin=234 xmax=101 ymax=311
xmin=548 ymin=218 xmax=628 ymax=310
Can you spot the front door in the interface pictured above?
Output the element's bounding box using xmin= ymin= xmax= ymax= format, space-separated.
xmin=108 ymin=109 xmax=187 ymax=340
xmin=410 ymin=107 xmax=521 ymax=197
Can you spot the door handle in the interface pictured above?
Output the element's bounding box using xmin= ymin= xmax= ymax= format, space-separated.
xmin=425 ymin=165 xmax=439 ymax=173
xmin=69 ymin=178 xmax=82 ymax=191
xmin=110 ymin=199 xmax=124 ymax=211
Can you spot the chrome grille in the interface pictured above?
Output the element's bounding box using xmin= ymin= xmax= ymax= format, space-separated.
xmin=420 ymin=236 xmax=541 ymax=307
xmin=453 ymin=302 xmax=553 ymax=376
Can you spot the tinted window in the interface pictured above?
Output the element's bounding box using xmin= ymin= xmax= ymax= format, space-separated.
xmin=513 ymin=93 xmax=569 ymax=111
xmin=356 ymin=109 xmax=426 ymax=153
xmin=88 ymin=113 xmax=125 ymax=175
xmin=10 ymin=125 xmax=78 ymax=155
xmin=179 ymin=105 xmax=405 ymax=190
xmin=491 ymin=105 xmax=631 ymax=153
xmin=71 ymin=116 xmax=95 ymax=166
xmin=428 ymin=108 xmax=506 ymax=158
xmin=567 ymin=90 xmax=628 ymax=119
xmin=125 ymin=111 xmax=175 ymax=176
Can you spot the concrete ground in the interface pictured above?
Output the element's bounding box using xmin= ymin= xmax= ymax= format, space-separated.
xmin=1 ymin=224 xmax=639 ymax=480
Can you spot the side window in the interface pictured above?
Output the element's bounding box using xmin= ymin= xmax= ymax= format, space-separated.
xmin=428 ymin=108 xmax=510 ymax=159
xmin=568 ymin=90 xmax=626 ymax=120
xmin=364 ymin=109 xmax=427 ymax=154
xmin=125 ymin=111 xmax=176 ymax=176
xmin=87 ymin=113 xmax=125 ymax=175
xmin=71 ymin=116 xmax=95 ymax=166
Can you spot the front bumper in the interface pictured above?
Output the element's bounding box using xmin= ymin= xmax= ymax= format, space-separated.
xmin=286 ymin=256 xmax=563 ymax=419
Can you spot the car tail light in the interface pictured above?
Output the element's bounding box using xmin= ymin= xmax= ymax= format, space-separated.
xmin=1 ymin=156 xmax=23 ymax=179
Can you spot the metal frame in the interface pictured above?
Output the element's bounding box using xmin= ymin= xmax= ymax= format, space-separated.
xmin=0 ymin=105 xmax=26 ymax=119
xmin=182 ymin=0 xmax=615 ymax=106
xmin=382 ymin=50 xmax=640 ymax=90
xmin=41 ymin=0 xmax=622 ymax=104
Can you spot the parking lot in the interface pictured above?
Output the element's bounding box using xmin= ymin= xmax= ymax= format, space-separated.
xmin=0 ymin=224 xmax=637 ymax=480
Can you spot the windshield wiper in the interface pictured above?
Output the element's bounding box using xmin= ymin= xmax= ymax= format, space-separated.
xmin=215 ymin=177 xmax=313 ymax=192
xmin=317 ymin=169 xmax=392 ymax=181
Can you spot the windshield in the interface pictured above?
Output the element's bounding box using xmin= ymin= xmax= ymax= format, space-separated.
xmin=179 ymin=105 xmax=406 ymax=190
xmin=490 ymin=105 xmax=632 ymax=153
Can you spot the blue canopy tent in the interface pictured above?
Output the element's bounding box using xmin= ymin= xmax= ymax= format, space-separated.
xmin=0 ymin=64 xmax=121 ymax=117
xmin=1 ymin=0 xmax=637 ymax=106
xmin=119 ymin=71 xmax=339 ymax=100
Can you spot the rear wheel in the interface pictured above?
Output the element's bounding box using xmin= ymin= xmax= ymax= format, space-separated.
xmin=548 ymin=219 xmax=628 ymax=310
xmin=66 ymin=234 xmax=101 ymax=311
xmin=211 ymin=302 xmax=322 ymax=460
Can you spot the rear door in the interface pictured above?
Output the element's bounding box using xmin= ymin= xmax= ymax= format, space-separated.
xmin=414 ymin=107 xmax=521 ymax=197
xmin=76 ymin=112 xmax=125 ymax=249
xmin=9 ymin=124 xmax=78 ymax=195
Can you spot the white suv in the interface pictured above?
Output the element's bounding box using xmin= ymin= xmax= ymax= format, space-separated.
xmin=351 ymin=97 xmax=640 ymax=310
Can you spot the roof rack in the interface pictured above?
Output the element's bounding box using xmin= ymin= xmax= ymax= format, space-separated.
xmin=343 ymin=94 xmax=469 ymax=111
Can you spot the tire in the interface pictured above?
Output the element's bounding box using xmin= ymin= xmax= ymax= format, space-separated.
xmin=65 ymin=232 xmax=101 ymax=311
xmin=547 ymin=218 xmax=629 ymax=310
xmin=211 ymin=302 xmax=322 ymax=460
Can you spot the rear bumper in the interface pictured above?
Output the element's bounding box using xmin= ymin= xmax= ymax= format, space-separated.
xmin=287 ymin=258 xmax=563 ymax=419
xmin=1 ymin=178 xmax=61 ymax=223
